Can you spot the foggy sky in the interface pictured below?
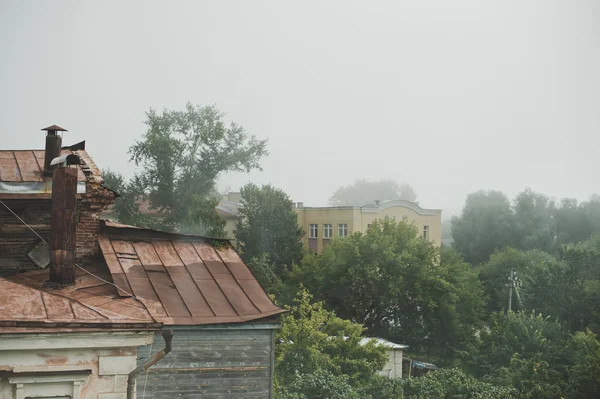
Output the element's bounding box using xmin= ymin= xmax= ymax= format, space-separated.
xmin=1 ymin=0 xmax=598 ymax=216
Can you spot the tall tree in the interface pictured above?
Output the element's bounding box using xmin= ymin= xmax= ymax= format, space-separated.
xmin=451 ymin=190 xmax=515 ymax=265
xmin=235 ymin=183 xmax=304 ymax=275
xmin=512 ymin=189 xmax=556 ymax=253
xmin=328 ymin=179 xmax=417 ymax=206
xmin=525 ymin=238 xmax=600 ymax=333
xmin=128 ymin=103 xmax=267 ymax=234
xmin=275 ymin=287 xmax=387 ymax=391
xmin=477 ymin=247 xmax=556 ymax=313
xmin=473 ymin=311 xmax=570 ymax=399
xmin=290 ymin=218 xmax=485 ymax=364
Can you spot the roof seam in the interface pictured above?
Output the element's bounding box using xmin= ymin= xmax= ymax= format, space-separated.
xmin=32 ymin=150 xmax=43 ymax=173
xmin=193 ymin=244 xmax=241 ymax=317
xmin=130 ymin=241 xmax=171 ymax=319
xmin=38 ymin=291 xmax=49 ymax=319
xmin=213 ymin=248 xmax=261 ymax=315
xmin=172 ymin=242 xmax=217 ymax=318
xmin=12 ymin=151 xmax=23 ymax=183
xmin=158 ymin=241 xmax=194 ymax=317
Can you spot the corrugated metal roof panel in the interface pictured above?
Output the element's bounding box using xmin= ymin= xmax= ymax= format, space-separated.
xmin=98 ymin=223 xmax=286 ymax=325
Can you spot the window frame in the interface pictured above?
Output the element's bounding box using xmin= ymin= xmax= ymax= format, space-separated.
xmin=309 ymin=224 xmax=318 ymax=239
xmin=338 ymin=223 xmax=348 ymax=238
xmin=423 ymin=225 xmax=429 ymax=240
xmin=323 ymin=224 xmax=333 ymax=239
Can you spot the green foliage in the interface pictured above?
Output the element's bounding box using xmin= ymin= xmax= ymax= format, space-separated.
xmin=275 ymin=287 xmax=387 ymax=390
xmin=512 ymin=189 xmax=556 ymax=254
xmin=477 ymin=248 xmax=556 ymax=313
xmin=102 ymin=170 xmax=158 ymax=228
xmin=401 ymin=368 xmax=517 ymax=399
xmin=246 ymin=254 xmax=283 ymax=297
xmin=566 ymin=330 xmax=600 ymax=399
xmin=236 ymin=183 xmax=304 ymax=275
xmin=328 ymin=179 xmax=417 ymax=206
xmin=452 ymin=189 xmax=600 ymax=266
xmin=289 ymin=218 xmax=484 ymax=364
xmin=278 ymin=371 xmax=361 ymax=399
xmin=128 ymin=103 xmax=267 ymax=233
xmin=451 ymin=190 xmax=515 ymax=265
xmin=474 ymin=311 xmax=569 ymax=398
xmin=178 ymin=195 xmax=226 ymax=237
xmin=525 ymin=241 xmax=600 ymax=333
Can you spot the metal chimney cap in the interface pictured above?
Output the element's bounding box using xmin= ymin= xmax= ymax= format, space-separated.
xmin=42 ymin=125 xmax=68 ymax=132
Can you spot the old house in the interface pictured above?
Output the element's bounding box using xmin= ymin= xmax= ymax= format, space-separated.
xmin=0 ymin=126 xmax=285 ymax=398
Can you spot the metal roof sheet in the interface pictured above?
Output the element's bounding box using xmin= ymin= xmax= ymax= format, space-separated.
xmin=0 ymin=149 xmax=98 ymax=183
xmin=98 ymin=222 xmax=286 ymax=325
xmin=0 ymin=261 xmax=158 ymax=330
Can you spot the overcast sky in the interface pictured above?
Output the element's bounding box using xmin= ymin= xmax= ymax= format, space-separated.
xmin=1 ymin=0 xmax=598 ymax=216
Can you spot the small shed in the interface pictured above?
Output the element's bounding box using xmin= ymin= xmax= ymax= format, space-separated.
xmin=360 ymin=338 xmax=408 ymax=379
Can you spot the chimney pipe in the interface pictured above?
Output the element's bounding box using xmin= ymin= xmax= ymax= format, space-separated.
xmin=48 ymin=160 xmax=78 ymax=285
xmin=42 ymin=125 xmax=68 ymax=177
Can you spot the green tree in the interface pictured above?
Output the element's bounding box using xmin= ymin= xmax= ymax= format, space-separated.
xmin=525 ymin=240 xmax=600 ymax=333
xmin=290 ymin=218 xmax=485 ymax=364
xmin=401 ymin=368 xmax=516 ymax=399
xmin=275 ymin=287 xmax=387 ymax=391
xmin=102 ymin=170 xmax=158 ymax=228
xmin=279 ymin=371 xmax=361 ymax=399
xmin=451 ymin=190 xmax=516 ymax=265
xmin=566 ymin=330 xmax=600 ymax=399
xmin=235 ymin=183 xmax=304 ymax=275
xmin=246 ymin=254 xmax=283 ymax=297
xmin=512 ymin=189 xmax=556 ymax=253
xmin=477 ymin=247 xmax=556 ymax=313
xmin=328 ymin=179 xmax=417 ymax=206
xmin=555 ymin=196 xmax=600 ymax=247
xmin=128 ymin=103 xmax=267 ymax=234
xmin=474 ymin=311 xmax=569 ymax=399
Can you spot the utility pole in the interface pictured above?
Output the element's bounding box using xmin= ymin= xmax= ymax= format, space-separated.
xmin=505 ymin=269 xmax=521 ymax=312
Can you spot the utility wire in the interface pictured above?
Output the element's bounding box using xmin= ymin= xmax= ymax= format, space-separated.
xmin=0 ymin=199 xmax=48 ymax=244
xmin=0 ymin=199 xmax=136 ymax=298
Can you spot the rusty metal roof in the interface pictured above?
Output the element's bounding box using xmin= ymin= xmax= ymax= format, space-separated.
xmin=0 ymin=221 xmax=284 ymax=331
xmin=98 ymin=221 xmax=286 ymax=325
xmin=0 ymin=149 xmax=89 ymax=183
xmin=1 ymin=261 xmax=158 ymax=330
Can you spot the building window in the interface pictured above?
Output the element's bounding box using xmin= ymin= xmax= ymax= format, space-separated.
xmin=309 ymin=224 xmax=318 ymax=239
xmin=338 ymin=224 xmax=348 ymax=237
xmin=423 ymin=225 xmax=429 ymax=240
xmin=323 ymin=224 xmax=332 ymax=239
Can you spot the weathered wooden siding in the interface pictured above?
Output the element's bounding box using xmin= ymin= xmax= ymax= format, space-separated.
xmin=137 ymin=327 xmax=275 ymax=398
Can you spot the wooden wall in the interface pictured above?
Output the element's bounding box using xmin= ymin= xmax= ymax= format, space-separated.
xmin=137 ymin=326 xmax=276 ymax=399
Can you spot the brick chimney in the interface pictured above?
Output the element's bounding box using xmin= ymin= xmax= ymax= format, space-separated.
xmin=42 ymin=125 xmax=68 ymax=177
xmin=48 ymin=153 xmax=80 ymax=285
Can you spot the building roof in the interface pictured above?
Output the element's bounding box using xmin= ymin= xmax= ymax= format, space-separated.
xmin=359 ymin=337 xmax=409 ymax=350
xmin=0 ymin=149 xmax=95 ymax=183
xmin=1 ymin=260 xmax=158 ymax=331
xmin=0 ymin=221 xmax=285 ymax=331
xmin=0 ymin=145 xmax=105 ymax=197
xmin=97 ymin=221 xmax=285 ymax=325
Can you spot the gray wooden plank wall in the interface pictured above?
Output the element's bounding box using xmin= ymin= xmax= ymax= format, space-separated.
xmin=136 ymin=328 xmax=274 ymax=399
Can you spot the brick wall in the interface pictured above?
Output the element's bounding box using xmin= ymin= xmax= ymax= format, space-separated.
xmin=0 ymin=183 xmax=116 ymax=276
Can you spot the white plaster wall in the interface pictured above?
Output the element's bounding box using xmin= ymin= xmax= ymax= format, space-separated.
xmin=0 ymin=331 xmax=155 ymax=399
xmin=377 ymin=349 xmax=404 ymax=379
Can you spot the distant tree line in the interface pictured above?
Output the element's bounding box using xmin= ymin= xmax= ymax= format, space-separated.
xmin=451 ymin=188 xmax=600 ymax=265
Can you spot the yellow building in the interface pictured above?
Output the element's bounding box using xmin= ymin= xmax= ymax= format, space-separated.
xmin=294 ymin=200 xmax=442 ymax=253
xmin=218 ymin=194 xmax=442 ymax=254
